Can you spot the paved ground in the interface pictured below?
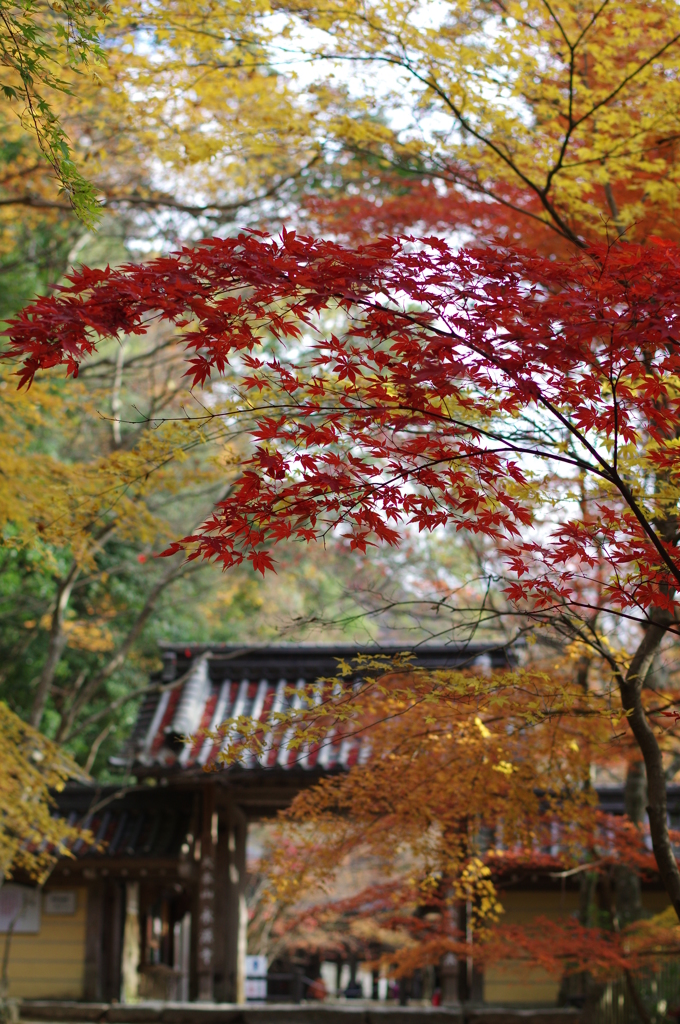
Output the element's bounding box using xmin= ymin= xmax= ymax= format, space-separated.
xmin=19 ymin=1001 xmax=582 ymax=1024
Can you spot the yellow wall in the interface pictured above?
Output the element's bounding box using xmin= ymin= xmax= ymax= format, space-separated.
xmin=483 ymin=888 xmax=671 ymax=1006
xmin=1 ymin=886 xmax=87 ymax=999
xmin=642 ymin=891 xmax=672 ymax=915
xmin=483 ymin=889 xmax=580 ymax=1006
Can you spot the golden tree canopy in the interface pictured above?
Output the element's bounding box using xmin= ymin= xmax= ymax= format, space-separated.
xmin=0 ymin=701 xmax=86 ymax=882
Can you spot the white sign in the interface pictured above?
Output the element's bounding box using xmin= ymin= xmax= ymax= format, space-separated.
xmin=0 ymin=885 xmax=40 ymax=933
xmin=245 ymin=979 xmax=267 ymax=1001
xmin=246 ymin=955 xmax=268 ymax=978
xmin=44 ymin=890 xmax=77 ymax=915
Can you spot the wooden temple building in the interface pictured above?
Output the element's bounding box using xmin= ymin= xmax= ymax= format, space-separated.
xmin=5 ymin=644 xmax=510 ymax=1004
xmin=2 ymin=643 xmax=676 ymax=1008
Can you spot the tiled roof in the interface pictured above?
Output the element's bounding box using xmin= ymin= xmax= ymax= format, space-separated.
xmin=116 ymin=644 xmax=513 ymax=774
xmin=47 ymin=785 xmax=195 ymax=862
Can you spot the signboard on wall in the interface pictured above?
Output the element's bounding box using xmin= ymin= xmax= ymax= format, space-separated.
xmin=44 ymin=890 xmax=77 ymax=915
xmin=0 ymin=884 xmax=41 ymax=933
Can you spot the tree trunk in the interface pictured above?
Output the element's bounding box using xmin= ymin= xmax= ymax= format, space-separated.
xmin=615 ymin=759 xmax=646 ymax=925
xmin=29 ymin=562 xmax=80 ymax=729
xmin=617 ymin=615 xmax=680 ymax=920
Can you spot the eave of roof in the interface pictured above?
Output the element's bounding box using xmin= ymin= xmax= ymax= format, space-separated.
xmin=51 ymin=781 xmax=680 ymax=864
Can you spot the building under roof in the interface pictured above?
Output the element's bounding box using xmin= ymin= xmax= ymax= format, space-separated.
xmin=10 ymin=644 xmax=513 ymax=1006
xmin=5 ymin=643 xmax=676 ymax=1011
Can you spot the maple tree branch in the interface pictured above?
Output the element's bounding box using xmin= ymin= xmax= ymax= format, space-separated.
xmin=572 ymin=33 xmax=680 ymax=131
xmin=347 ymin=300 xmax=680 ymax=595
xmin=539 ymin=0 xmax=612 ymax=197
xmin=538 ymin=0 xmax=574 ymax=52
xmin=570 ymin=0 xmax=611 ymax=50
xmin=197 ymin=392 xmax=606 ymax=474
xmin=523 ymin=390 xmax=680 ymax=592
xmin=340 ymin=142 xmax=566 ymax=240
xmin=394 ymin=59 xmax=584 ymax=247
xmin=302 ymin=7 xmax=676 ymax=248
xmin=133 ymin=298 xmax=680 ymax=610
xmin=315 ymin=48 xmax=584 ymax=245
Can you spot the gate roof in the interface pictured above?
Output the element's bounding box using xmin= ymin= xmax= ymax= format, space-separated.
xmin=114 ymin=643 xmax=512 ymax=775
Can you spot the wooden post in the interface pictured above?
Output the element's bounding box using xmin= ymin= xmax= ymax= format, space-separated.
xmin=84 ymin=883 xmax=104 ymax=1000
xmin=197 ymin=786 xmax=217 ymax=1001
xmin=121 ymin=882 xmax=141 ymax=1003
xmin=103 ymin=881 xmax=124 ymax=1003
xmin=214 ymin=803 xmax=247 ymax=1003
xmin=440 ymin=951 xmax=460 ymax=1006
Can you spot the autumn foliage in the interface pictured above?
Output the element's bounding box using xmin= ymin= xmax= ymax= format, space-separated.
xmin=7 ymin=229 xmax=680 ymax=975
xmin=8 ymin=0 xmax=680 ymax=1001
xmin=223 ymin=655 xmax=680 ymax=982
xmin=0 ymin=701 xmax=87 ymax=882
xmin=6 ymin=231 xmax=680 ymax=614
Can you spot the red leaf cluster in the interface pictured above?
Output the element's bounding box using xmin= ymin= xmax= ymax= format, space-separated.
xmin=7 ymin=232 xmax=680 ymax=618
